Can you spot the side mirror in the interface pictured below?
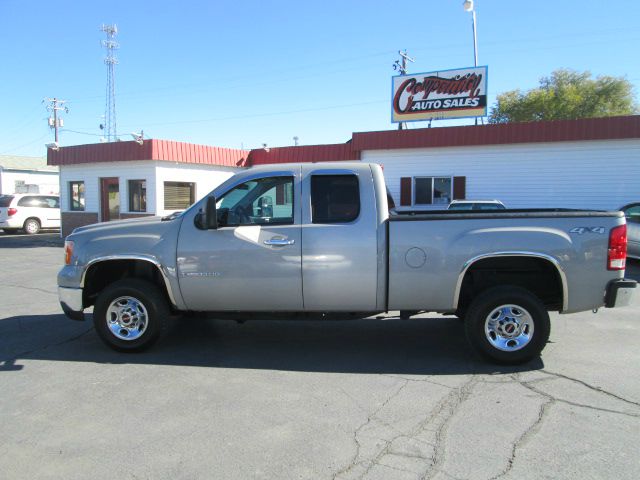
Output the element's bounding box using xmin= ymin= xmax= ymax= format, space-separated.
xmin=195 ymin=196 xmax=218 ymax=230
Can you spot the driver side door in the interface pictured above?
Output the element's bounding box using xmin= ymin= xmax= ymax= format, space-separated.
xmin=177 ymin=171 xmax=303 ymax=311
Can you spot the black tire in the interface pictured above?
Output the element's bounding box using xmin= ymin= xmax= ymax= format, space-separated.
xmin=23 ymin=218 xmax=41 ymax=235
xmin=93 ymin=278 xmax=170 ymax=352
xmin=464 ymin=286 xmax=550 ymax=365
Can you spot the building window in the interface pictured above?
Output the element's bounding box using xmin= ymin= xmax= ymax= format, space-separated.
xmin=69 ymin=181 xmax=85 ymax=211
xmin=128 ymin=180 xmax=147 ymax=212
xmin=414 ymin=177 xmax=452 ymax=205
xmin=164 ymin=181 xmax=195 ymax=211
xmin=311 ymin=175 xmax=360 ymax=224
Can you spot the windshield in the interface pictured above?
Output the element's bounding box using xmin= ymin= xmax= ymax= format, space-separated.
xmin=448 ymin=202 xmax=473 ymax=210
xmin=0 ymin=195 xmax=14 ymax=207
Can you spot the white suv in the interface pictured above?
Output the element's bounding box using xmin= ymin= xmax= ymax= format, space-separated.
xmin=0 ymin=194 xmax=61 ymax=234
xmin=448 ymin=200 xmax=506 ymax=211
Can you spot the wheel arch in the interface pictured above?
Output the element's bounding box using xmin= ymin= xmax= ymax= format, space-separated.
xmin=81 ymin=256 xmax=178 ymax=308
xmin=453 ymin=252 xmax=568 ymax=312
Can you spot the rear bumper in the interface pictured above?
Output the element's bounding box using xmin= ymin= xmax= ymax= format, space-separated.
xmin=605 ymin=279 xmax=637 ymax=308
xmin=0 ymin=219 xmax=20 ymax=228
xmin=58 ymin=287 xmax=85 ymax=321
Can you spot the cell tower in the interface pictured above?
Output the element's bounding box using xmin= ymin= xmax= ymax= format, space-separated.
xmin=100 ymin=24 xmax=119 ymax=141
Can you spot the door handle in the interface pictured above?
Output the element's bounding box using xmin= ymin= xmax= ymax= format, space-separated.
xmin=264 ymin=238 xmax=295 ymax=246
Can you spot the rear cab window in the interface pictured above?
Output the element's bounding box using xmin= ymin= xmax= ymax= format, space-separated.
xmin=311 ymin=175 xmax=360 ymax=223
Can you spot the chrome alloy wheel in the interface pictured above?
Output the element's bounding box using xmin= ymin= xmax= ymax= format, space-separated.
xmin=106 ymin=296 xmax=149 ymax=341
xmin=484 ymin=304 xmax=534 ymax=352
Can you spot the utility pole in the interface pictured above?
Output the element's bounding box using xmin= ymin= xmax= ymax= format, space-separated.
xmin=44 ymin=97 xmax=68 ymax=143
xmin=393 ymin=50 xmax=414 ymax=130
xmin=100 ymin=24 xmax=119 ymax=141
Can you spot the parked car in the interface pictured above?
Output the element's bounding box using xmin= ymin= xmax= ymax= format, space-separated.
xmin=448 ymin=200 xmax=506 ymax=211
xmin=0 ymin=194 xmax=61 ymax=234
xmin=620 ymin=202 xmax=640 ymax=260
xmin=57 ymin=163 xmax=636 ymax=365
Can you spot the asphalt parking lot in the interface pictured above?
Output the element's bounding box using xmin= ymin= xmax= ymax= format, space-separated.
xmin=1 ymin=232 xmax=639 ymax=480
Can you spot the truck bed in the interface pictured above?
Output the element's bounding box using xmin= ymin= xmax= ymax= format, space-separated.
xmin=387 ymin=209 xmax=625 ymax=314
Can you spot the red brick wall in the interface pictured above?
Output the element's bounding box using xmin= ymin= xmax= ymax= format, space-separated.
xmin=62 ymin=212 xmax=155 ymax=237
xmin=61 ymin=212 xmax=99 ymax=237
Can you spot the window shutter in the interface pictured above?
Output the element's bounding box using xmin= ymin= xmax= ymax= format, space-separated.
xmin=275 ymin=184 xmax=285 ymax=205
xmin=400 ymin=177 xmax=412 ymax=206
xmin=453 ymin=176 xmax=466 ymax=200
xmin=164 ymin=182 xmax=194 ymax=210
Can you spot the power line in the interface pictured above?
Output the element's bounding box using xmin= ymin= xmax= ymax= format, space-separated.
xmin=0 ymin=133 xmax=50 ymax=156
xmin=60 ymin=128 xmax=103 ymax=137
xmin=117 ymin=99 xmax=388 ymax=129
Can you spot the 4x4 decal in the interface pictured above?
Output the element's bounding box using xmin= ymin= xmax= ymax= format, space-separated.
xmin=570 ymin=227 xmax=605 ymax=235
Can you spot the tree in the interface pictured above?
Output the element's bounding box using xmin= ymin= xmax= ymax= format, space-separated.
xmin=489 ymin=69 xmax=638 ymax=124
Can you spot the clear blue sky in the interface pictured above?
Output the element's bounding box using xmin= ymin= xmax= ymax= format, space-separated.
xmin=1 ymin=0 xmax=639 ymax=157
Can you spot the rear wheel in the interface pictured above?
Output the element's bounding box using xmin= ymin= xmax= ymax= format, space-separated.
xmin=93 ymin=278 xmax=170 ymax=352
xmin=23 ymin=218 xmax=41 ymax=235
xmin=465 ymin=286 xmax=550 ymax=365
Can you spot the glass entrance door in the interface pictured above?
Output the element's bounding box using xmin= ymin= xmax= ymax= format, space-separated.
xmin=100 ymin=177 xmax=120 ymax=222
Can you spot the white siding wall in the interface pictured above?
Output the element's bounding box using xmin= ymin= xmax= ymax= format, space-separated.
xmin=154 ymin=162 xmax=239 ymax=215
xmin=58 ymin=162 xmax=157 ymax=215
xmin=363 ymin=139 xmax=640 ymax=210
xmin=59 ymin=161 xmax=240 ymax=217
xmin=1 ymin=169 xmax=59 ymax=195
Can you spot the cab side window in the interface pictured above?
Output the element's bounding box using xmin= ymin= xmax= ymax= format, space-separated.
xmin=216 ymin=176 xmax=294 ymax=227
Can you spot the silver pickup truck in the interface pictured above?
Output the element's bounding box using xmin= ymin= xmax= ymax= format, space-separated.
xmin=57 ymin=162 xmax=636 ymax=364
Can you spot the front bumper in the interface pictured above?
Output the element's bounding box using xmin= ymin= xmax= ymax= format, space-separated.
xmin=605 ymin=279 xmax=637 ymax=308
xmin=59 ymin=286 xmax=85 ymax=321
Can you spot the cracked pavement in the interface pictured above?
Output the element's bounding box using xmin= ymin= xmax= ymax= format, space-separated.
xmin=1 ymin=233 xmax=639 ymax=479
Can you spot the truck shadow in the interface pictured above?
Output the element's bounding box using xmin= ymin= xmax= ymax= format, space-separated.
xmin=0 ymin=313 xmax=543 ymax=375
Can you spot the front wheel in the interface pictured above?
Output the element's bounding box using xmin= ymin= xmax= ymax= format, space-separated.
xmin=93 ymin=278 xmax=170 ymax=352
xmin=465 ymin=286 xmax=550 ymax=365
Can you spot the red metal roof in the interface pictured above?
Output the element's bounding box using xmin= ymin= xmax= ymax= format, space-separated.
xmin=352 ymin=115 xmax=640 ymax=151
xmin=247 ymin=143 xmax=359 ymax=165
xmin=48 ymin=139 xmax=248 ymax=167
xmin=48 ymin=116 xmax=640 ymax=168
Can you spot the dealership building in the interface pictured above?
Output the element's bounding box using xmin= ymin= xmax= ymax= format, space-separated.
xmin=47 ymin=115 xmax=640 ymax=236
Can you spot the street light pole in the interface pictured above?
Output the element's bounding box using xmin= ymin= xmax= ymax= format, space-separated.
xmin=463 ymin=0 xmax=479 ymax=125
xmin=471 ymin=9 xmax=478 ymax=68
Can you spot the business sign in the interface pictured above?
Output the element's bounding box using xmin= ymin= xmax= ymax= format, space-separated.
xmin=392 ymin=66 xmax=488 ymax=122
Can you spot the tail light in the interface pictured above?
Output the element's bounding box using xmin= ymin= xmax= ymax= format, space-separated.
xmin=7 ymin=208 xmax=17 ymax=216
xmin=608 ymin=224 xmax=627 ymax=270
xmin=64 ymin=241 xmax=74 ymax=265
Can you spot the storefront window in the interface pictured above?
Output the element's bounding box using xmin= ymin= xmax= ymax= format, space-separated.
xmin=414 ymin=177 xmax=452 ymax=205
xmin=128 ymin=180 xmax=147 ymax=212
xmin=69 ymin=181 xmax=85 ymax=211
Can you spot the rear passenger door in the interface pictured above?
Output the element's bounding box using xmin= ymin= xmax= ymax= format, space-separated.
xmin=43 ymin=196 xmax=61 ymax=226
xmin=300 ymin=166 xmax=379 ymax=311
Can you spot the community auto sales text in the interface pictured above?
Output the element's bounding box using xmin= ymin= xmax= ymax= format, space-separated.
xmin=394 ymin=73 xmax=486 ymax=114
